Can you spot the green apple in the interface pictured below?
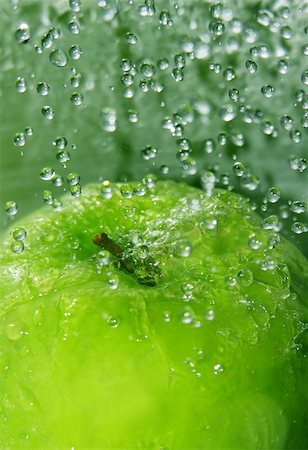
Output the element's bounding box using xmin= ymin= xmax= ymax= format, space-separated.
xmin=0 ymin=180 xmax=307 ymax=448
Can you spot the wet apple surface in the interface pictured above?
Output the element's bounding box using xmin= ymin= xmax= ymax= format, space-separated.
xmin=0 ymin=181 xmax=307 ymax=448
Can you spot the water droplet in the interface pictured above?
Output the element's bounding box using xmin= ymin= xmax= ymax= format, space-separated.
xmin=40 ymin=167 xmax=55 ymax=181
xmin=174 ymin=54 xmax=185 ymax=69
xmin=280 ymin=25 xmax=293 ymax=40
xmin=70 ymin=184 xmax=81 ymax=197
xmin=41 ymin=106 xmax=54 ymax=120
xmin=289 ymin=156 xmax=307 ymax=172
xmin=69 ymin=0 xmax=81 ymax=12
xmin=101 ymin=181 xmax=113 ymax=199
xmin=237 ymin=269 xmax=253 ymax=286
xmin=290 ymin=129 xmax=301 ymax=144
xmin=67 ymin=172 xmax=80 ymax=186
xmin=140 ymin=62 xmax=155 ymax=78
xmin=25 ymin=126 xmax=33 ymax=137
xmin=262 ymin=215 xmax=279 ymax=231
xmin=301 ymin=70 xmax=308 ymax=86
xmin=173 ymin=239 xmax=192 ymax=257
xmin=277 ymin=59 xmax=289 ymax=74
xmin=106 ymin=272 xmax=119 ymax=290
xmin=213 ymin=363 xmax=224 ymax=374
xmin=4 ymin=201 xmax=18 ymax=216
xmin=69 ymin=45 xmax=82 ymax=60
xmin=56 ymin=150 xmax=71 ymax=165
xmin=37 ymin=82 xmax=50 ymax=96
xmin=245 ymin=60 xmax=257 ymax=74
xmin=70 ymin=92 xmax=84 ymax=106
xmin=158 ymin=58 xmax=169 ymax=70
xmin=68 ymin=20 xmax=80 ymax=35
xmin=16 ymin=77 xmax=27 ymax=93
xmin=120 ymin=184 xmax=134 ymax=199
xmin=223 ymin=67 xmax=236 ymax=81
xmin=12 ymin=228 xmax=27 ymax=241
xmin=102 ymin=108 xmax=117 ymax=132
xmin=302 ymin=44 xmax=308 ymax=56
xmin=49 ymin=49 xmax=69 ymax=67
xmin=141 ymin=145 xmax=158 ymax=160
xmin=266 ymin=187 xmax=280 ymax=203
xmin=233 ymin=161 xmax=246 ymax=177
xmin=43 ymin=190 xmax=54 ymax=205
xmin=159 ymin=10 xmax=173 ymax=26
xmin=53 ymin=136 xmax=67 ymax=149
xmin=291 ymin=222 xmax=307 ymax=235
xmin=13 ymin=132 xmax=26 ymax=147
xmin=261 ymin=120 xmax=275 ymax=135
xmin=209 ymin=20 xmax=225 ymax=36
xmin=280 ymin=114 xmax=294 ymax=131
xmin=290 ymin=201 xmax=307 ymax=214
xmin=11 ymin=241 xmax=24 ymax=254
xmin=121 ymin=73 xmax=134 ymax=86
xmin=108 ymin=316 xmax=121 ymax=328
xmin=15 ymin=23 xmax=30 ymax=44
xmin=203 ymin=138 xmax=215 ymax=154
xmin=220 ymin=105 xmax=236 ymax=122
xmin=261 ymin=85 xmax=275 ymax=97
xmin=6 ymin=323 xmax=23 ymax=340
xmin=126 ymin=32 xmax=138 ymax=44
xmin=229 ymin=88 xmax=239 ymax=102
xmin=171 ymin=68 xmax=184 ymax=82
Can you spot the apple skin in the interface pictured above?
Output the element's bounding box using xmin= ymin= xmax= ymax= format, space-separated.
xmin=0 ymin=181 xmax=307 ymax=449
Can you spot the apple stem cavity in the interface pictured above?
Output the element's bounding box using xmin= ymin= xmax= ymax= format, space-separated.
xmin=92 ymin=232 xmax=159 ymax=287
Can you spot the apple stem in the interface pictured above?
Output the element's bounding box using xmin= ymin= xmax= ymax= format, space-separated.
xmin=93 ymin=232 xmax=159 ymax=286
xmin=93 ymin=232 xmax=135 ymax=274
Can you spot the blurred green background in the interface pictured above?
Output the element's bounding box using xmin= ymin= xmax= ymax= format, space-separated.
xmin=0 ymin=0 xmax=307 ymax=253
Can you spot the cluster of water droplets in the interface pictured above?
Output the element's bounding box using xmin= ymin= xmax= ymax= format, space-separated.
xmin=2 ymin=0 xmax=307 ymax=252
